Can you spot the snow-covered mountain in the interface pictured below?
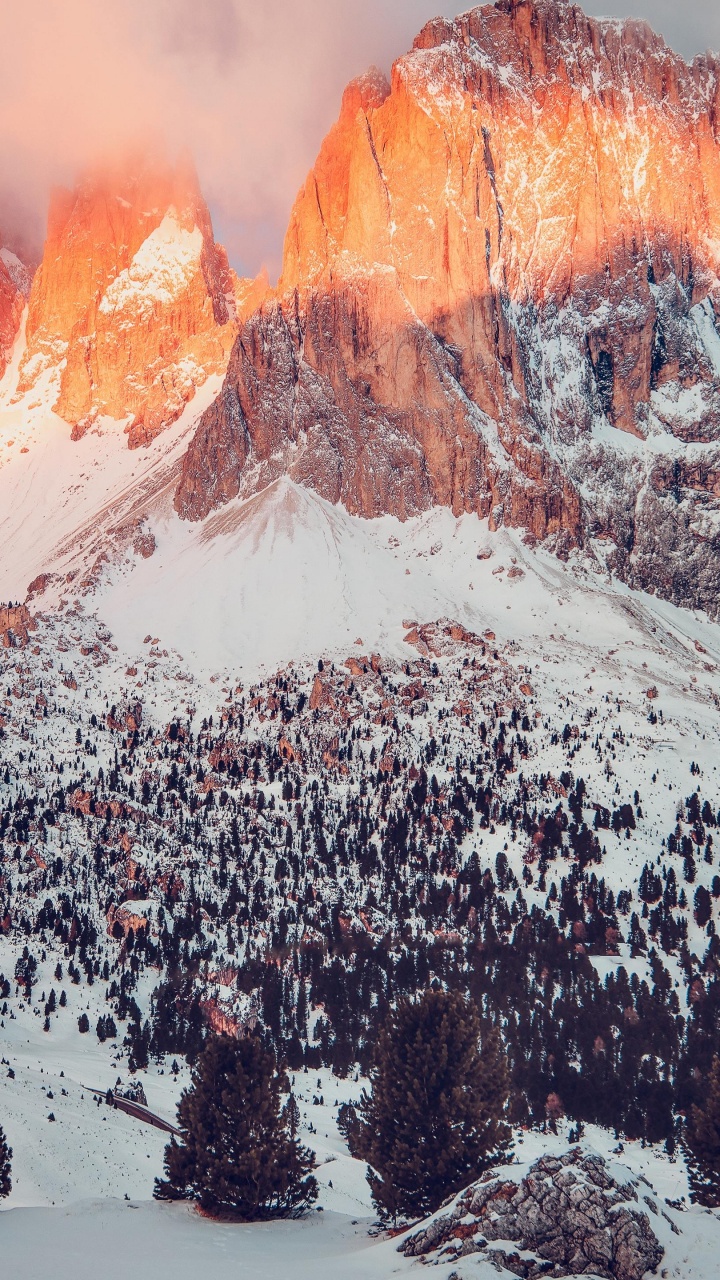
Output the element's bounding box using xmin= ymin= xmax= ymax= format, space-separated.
xmin=3 ymin=1 xmax=720 ymax=620
xmin=0 ymin=244 xmax=30 ymax=382
xmin=2 ymin=2 xmax=719 ymax=623
xmin=175 ymin=0 xmax=720 ymax=618
xmin=17 ymin=151 xmax=237 ymax=447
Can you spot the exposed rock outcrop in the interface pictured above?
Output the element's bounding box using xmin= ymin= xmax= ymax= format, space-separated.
xmin=0 ymin=243 xmax=31 ymax=379
xmin=175 ymin=273 xmax=580 ymax=543
xmin=107 ymin=903 xmax=148 ymax=940
xmin=400 ymin=1148 xmax=668 ymax=1280
xmin=402 ymin=618 xmax=492 ymax=658
xmin=19 ymin=152 xmax=237 ymax=444
xmin=175 ymin=0 xmax=720 ymax=615
xmin=0 ymin=603 xmax=37 ymax=649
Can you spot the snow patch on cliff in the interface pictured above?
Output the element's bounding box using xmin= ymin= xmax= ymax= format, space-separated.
xmin=98 ymin=211 xmax=203 ymax=322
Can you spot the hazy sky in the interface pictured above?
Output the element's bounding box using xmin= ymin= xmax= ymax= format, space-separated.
xmin=0 ymin=1 xmax=718 ymax=276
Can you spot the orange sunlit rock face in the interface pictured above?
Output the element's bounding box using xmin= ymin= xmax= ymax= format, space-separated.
xmin=280 ymin=0 xmax=720 ymax=436
xmin=19 ymin=152 xmax=237 ymax=445
xmin=175 ymin=0 xmax=720 ymax=618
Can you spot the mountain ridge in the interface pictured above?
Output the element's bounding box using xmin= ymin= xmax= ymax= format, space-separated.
xmin=1 ymin=0 xmax=720 ymax=626
xmin=0 ymin=241 xmax=30 ymax=381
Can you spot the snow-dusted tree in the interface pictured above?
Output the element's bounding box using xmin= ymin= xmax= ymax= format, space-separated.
xmin=154 ymin=1033 xmax=317 ymax=1220
xmin=355 ymin=990 xmax=510 ymax=1223
xmin=0 ymin=1123 xmax=11 ymax=1200
xmin=686 ymin=1056 xmax=720 ymax=1206
xmin=283 ymin=1092 xmax=300 ymax=1138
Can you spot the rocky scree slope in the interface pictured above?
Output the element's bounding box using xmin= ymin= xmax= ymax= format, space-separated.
xmin=175 ymin=0 xmax=720 ymax=618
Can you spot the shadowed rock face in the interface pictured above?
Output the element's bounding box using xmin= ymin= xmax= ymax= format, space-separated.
xmin=401 ymin=1148 xmax=667 ymax=1280
xmin=0 ymin=244 xmax=31 ymax=380
xmin=19 ymin=152 xmax=237 ymax=446
xmin=175 ymin=277 xmax=582 ymax=543
xmin=176 ymin=0 xmax=720 ymax=615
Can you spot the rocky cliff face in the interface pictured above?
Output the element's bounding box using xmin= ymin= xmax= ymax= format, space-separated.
xmin=175 ymin=0 xmax=720 ymax=615
xmin=0 ymin=243 xmax=31 ymax=380
xmin=19 ymin=153 xmax=237 ymax=446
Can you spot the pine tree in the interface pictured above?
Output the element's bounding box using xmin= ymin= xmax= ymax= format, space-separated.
xmin=686 ymin=1056 xmax=720 ymax=1205
xmin=337 ymin=1101 xmax=362 ymax=1155
xmin=0 ymin=1123 xmax=11 ymax=1200
xmin=356 ymin=990 xmax=510 ymax=1223
xmin=154 ymin=1033 xmax=318 ymax=1220
xmin=283 ymin=1093 xmax=300 ymax=1138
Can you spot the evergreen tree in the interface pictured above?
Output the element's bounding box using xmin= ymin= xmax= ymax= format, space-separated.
xmin=337 ymin=1101 xmax=362 ymax=1156
xmin=0 ymin=1123 xmax=11 ymax=1200
xmin=154 ymin=1033 xmax=318 ymax=1220
xmin=356 ymin=990 xmax=510 ymax=1222
xmin=149 ymin=973 xmax=205 ymax=1063
xmin=686 ymin=1056 xmax=720 ymax=1205
xmin=283 ymin=1093 xmax=300 ymax=1138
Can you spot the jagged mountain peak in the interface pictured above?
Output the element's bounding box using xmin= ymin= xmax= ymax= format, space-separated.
xmin=0 ymin=244 xmax=33 ymax=299
xmin=409 ymin=0 xmax=720 ymax=118
xmin=340 ymin=65 xmax=391 ymax=115
xmin=16 ymin=149 xmax=238 ymax=447
xmin=173 ymin=0 xmax=720 ymax=623
xmin=0 ymin=235 xmax=32 ymax=382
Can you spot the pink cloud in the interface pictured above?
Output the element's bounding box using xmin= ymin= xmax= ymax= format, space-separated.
xmin=0 ymin=1 xmax=716 ymax=276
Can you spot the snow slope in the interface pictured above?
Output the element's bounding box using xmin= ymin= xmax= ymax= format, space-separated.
xmin=1 ymin=999 xmax=718 ymax=1280
xmin=96 ymin=474 xmax=720 ymax=683
xmin=0 ymin=332 xmax=224 ymax=603
xmin=2 ymin=345 xmax=720 ymax=1279
xmin=1 ymin=959 xmax=719 ymax=1280
xmin=0 ymin=307 xmax=719 ymax=693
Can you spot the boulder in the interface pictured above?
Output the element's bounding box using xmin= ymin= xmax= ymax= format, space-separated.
xmin=400 ymin=1148 xmax=667 ymax=1280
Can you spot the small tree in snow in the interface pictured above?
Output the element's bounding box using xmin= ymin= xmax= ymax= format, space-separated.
xmin=154 ymin=1033 xmax=317 ymax=1220
xmin=0 ymin=1124 xmax=11 ymax=1200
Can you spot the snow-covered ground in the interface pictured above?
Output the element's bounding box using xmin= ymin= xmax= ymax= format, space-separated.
xmin=3 ymin=1174 xmax=717 ymax=1280
xmin=0 ymin=939 xmax=369 ymax=1214
xmin=1 ymin=316 xmax=719 ymax=693
xmin=2 ymin=967 xmax=720 ymax=1280
xmin=2 ymin=358 xmax=720 ymax=1277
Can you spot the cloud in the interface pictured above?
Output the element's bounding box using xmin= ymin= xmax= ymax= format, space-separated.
xmin=0 ymin=1 xmax=717 ymax=277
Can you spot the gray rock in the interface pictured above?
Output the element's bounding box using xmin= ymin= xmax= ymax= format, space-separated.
xmin=399 ymin=1148 xmax=665 ymax=1280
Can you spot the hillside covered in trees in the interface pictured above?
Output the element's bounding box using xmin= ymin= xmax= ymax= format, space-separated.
xmin=1 ymin=597 xmax=719 ymax=1152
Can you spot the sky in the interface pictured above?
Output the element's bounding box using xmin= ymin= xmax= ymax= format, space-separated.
xmin=0 ymin=0 xmax=718 ymax=279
